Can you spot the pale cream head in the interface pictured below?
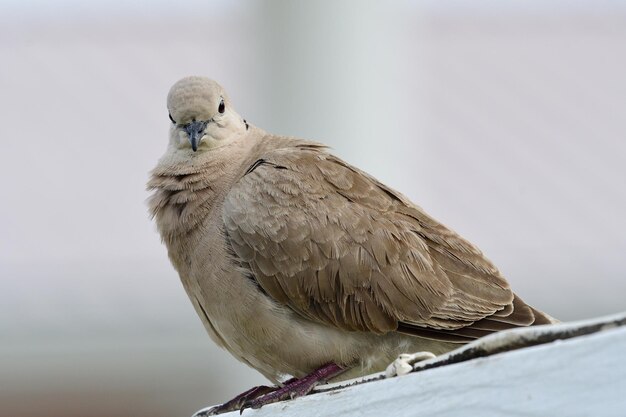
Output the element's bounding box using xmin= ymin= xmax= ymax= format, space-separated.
xmin=167 ymin=76 xmax=247 ymax=152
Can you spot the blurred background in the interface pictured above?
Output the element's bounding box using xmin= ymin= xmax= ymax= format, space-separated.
xmin=1 ymin=1 xmax=625 ymax=416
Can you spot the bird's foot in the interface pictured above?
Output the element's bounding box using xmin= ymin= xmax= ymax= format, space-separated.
xmin=192 ymin=385 xmax=278 ymax=416
xmin=385 ymin=351 xmax=436 ymax=377
xmin=242 ymin=363 xmax=344 ymax=412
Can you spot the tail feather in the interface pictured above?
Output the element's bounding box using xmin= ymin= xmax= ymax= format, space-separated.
xmin=397 ymin=294 xmax=557 ymax=344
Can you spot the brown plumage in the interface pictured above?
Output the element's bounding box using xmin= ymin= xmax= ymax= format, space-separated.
xmin=148 ymin=76 xmax=555 ymax=387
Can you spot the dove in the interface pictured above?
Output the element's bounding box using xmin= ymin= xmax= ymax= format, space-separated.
xmin=148 ymin=76 xmax=556 ymax=414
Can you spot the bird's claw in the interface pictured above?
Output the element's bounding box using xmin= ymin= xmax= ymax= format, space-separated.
xmin=385 ymin=351 xmax=436 ymax=377
xmin=194 ymin=364 xmax=344 ymax=415
xmin=192 ymin=385 xmax=277 ymax=416
xmin=242 ymin=379 xmax=317 ymax=411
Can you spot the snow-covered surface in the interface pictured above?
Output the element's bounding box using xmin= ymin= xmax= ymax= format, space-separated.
xmin=198 ymin=312 xmax=626 ymax=417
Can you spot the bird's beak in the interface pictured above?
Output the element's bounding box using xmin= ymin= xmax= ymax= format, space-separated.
xmin=184 ymin=121 xmax=207 ymax=152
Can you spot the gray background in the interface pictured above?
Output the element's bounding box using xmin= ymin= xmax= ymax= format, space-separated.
xmin=1 ymin=1 xmax=625 ymax=416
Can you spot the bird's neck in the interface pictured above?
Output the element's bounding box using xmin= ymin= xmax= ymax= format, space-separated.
xmin=147 ymin=142 xmax=249 ymax=245
xmin=147 ymin=130 xmax=301 ymax=250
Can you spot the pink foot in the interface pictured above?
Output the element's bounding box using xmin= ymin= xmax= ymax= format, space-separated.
xmin=243 ymin=363 xmax=344 ymax=411
xmin=196 ymin=384 xmax=278 ymax=416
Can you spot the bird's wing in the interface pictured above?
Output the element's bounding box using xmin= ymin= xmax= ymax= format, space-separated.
xmin=223 ymin=143 xmax=543 ymax=340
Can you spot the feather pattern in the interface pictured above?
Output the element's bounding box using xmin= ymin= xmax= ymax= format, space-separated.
xmin=223 ymin=141 xmax=549 ymax=339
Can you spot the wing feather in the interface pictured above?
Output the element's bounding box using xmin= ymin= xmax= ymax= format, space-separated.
xmin=223 ymin=142 xmax=546 ymax=338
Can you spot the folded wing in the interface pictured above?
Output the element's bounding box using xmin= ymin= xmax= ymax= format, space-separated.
xmin=223 ymin=143 xmax=549 ymax=342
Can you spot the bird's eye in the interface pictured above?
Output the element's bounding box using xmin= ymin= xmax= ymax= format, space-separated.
xmin=169 ymin=112 xmax=176 ymax=124
xmin=218 ymin=99 xmax=225 ymax=114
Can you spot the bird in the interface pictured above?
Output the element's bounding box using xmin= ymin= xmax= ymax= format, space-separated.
xmin=147 ymin=76 xmax=556 ymax=414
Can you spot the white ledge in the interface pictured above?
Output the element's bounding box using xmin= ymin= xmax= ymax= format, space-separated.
xmin=197 ymin=312 xmax=626 ymax=417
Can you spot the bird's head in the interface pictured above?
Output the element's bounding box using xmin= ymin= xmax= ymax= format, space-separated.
xmin=167 ymin=76 xmax=247 ymax=152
